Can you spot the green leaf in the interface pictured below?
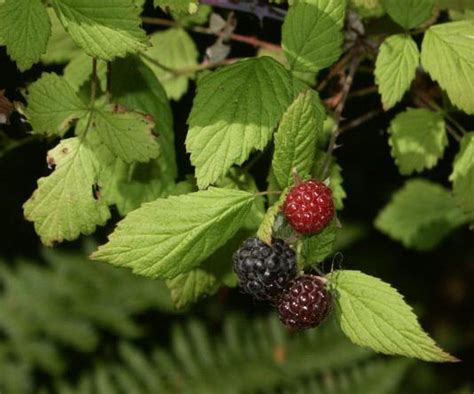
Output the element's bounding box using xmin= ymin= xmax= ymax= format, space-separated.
xmin=349 ymin=0 xmax=385 ymax=18
xmin=0 ymin=0 xmax=51 ymax=71
xmin=23 ymin=138 xmax=111 ymax=246
xmin=52 ymin=0 xmax=147 ymax=61
xmin=328 ymin=270 xmax=458 ymax=362
xmin=95 ymin=56 xmax=177 ymax=216
xmin=450 ymin=133 xmax=474 ymax=222
xmin=91 ymin=188 xmax=256 ymax=279
xmin=282 ymin=0 xmax=346 ymax=73
xmin=375 ymin=179 xmax=466 ymax=250
xmin=166 ymin=230 xmax=247 ymax=308
xmin=172 ymin=4 xmax=211 ymax=26
xmin=421 ymin=21 xmax=474 ymax=114
xmin=42 ymin=8 xmax=81 ymax=64
xmin=301 ymin=220 xmax=337 ymax=265
xmin=63 ymin=53 xmax=108 ymax=92
xmin=375 ymin=34 xmax=420 ymax=110
xmin=24 ymin=73 xmax=87 ymax=137
xmin=89 ymin=106 xmax=160 ymax=163
xmin=215 ymin=169 xmax=266 ymax=230
xmin=99 ymin=158 xmax=170 ymax=216
xmin=142 ymin=28 xmax=198 ymax=101
xmin=154 ymin=0 xmax=198 ymax=13
xmin=382 ymin=0 xmax=435 ymax=29
xmin=257 ymin=191 xmax=288 ymax=244
xmin=112 ymin=55 xmax=176 ymax=181
xmin=313 ymin=153 xmax=346 ymax=210
xmin=388 ymin=108 xmax=447 ymax=175
xmin=272 ymin=90 xmax=326 ymax=189
xmin=186 ymin=57 xmax=305 ymax=189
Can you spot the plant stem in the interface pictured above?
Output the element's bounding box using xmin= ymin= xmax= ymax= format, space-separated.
xmin=338 ymin=109 xmax=383 ymax=133
xmin=198 ymin=0 xmax=286 ymax=21
xmin=141 ymin=52 xmax=238 ymax=76
xmin=141 ymin=16 xmax=281 ymax=51
xmin=414 ymin=95 xmax=464 ymax=142
xmin=320 ymin=55 xmax=362 ymax=179
xmin=106 ymin=62 xmax=112 ymax=103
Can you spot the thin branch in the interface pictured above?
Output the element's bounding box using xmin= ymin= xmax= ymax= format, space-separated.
xmin=317 ymin=52 xmax=352 ymax=92
xmin=320 ymin=55 xmax=362 ymax=179
xmin=106 ymin=62 xmax=112 ymax=103
xmin=141 ymin=52 xmax=238 ymax=76
xmin=199 ymin=0 xmax=286 ymax=21
xmin=413 ymin=96 xmax=463 ymax=142
xmin=338 ymin=109 xmax=383 ymax=134
xmin=142 ymin=16 xmax=281 ymax=51
xmin=348 ymin=85 xmax=377 ymax=99
xmin=90 ymin=58 xmax=98 ymax=109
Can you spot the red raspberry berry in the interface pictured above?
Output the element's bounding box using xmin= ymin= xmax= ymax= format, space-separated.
xmin=283 ymin=179 xmax=335 ymax=234
xmin=277 ymin=275 xmax=332 ymax=331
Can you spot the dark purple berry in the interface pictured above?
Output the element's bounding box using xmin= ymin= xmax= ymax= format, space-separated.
xmin=233 ymin=237 xmax=296 ymax=301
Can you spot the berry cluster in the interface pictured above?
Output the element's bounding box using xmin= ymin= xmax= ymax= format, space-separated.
xmin=233 ymin=179 xmax=335 ymax=331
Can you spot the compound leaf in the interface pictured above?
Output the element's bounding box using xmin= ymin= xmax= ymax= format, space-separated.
xmin=328 ymin=269 xmax=458 ymax=362
xmin=92 ymin=188 xmax=256 ymax=279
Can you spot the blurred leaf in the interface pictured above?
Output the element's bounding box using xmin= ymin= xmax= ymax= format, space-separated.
xmin=154 ymin=0 xmax=198 ymax=13
xmin=388 ymin=108 xmax=447 ymax=175
xmin=142 ymin=27 xmax=198 ymax=100
xmin=450 ymin=132 xmax=474 ymax=223
xmin=375 ymin=179 xmax=466 ymax=250
xmin=382 ymin=0 xmax=435 ymax=29
xmin=42 ymin=8 xmax=81 ymax=64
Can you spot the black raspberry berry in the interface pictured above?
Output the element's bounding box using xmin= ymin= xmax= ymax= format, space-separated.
xmin=233 ymin=237 xmax=296 ymax=301
xmin=283 ymin=179 xmax=335 ymax=234
xmin=277 ymin=275 xmax=332 ymax=331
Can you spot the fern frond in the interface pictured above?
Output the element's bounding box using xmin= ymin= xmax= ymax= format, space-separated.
xmin=58 ymin=315 xmax=374 ymax=394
